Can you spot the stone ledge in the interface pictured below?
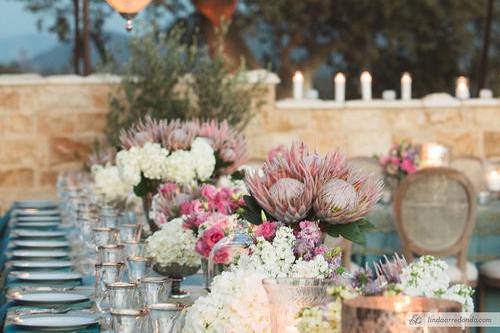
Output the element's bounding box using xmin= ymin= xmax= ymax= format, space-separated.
xmin=0 ymin=70 xmax=281 ymax=87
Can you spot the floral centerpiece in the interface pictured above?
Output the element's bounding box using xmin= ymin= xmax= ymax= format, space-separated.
xmin=242 ymin=142 xmax=384 ymax=244
xmin=183 ymin=223 xmax=345 ymax=333
xmin=378 ymin=140 xmax=419 ymax=182
xmin=116 ymin=117 xmax=247 ymax=231
xmin=91 ymin=163 xmax=133 ymax=205
xmin=297 ymin=255 xmax=474 ymax=332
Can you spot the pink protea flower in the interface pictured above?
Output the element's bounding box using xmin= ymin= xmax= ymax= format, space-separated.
xmin=154 ymin=184 xmax=197 ymax=224
xmin=119 ymin=116 xmax=163 ymax=149
xmin=198 ymin=120 xmax=247 ymax=174
xmin=245 ymin=143 xmax=316 ymax=224
xmin=159 ymin=119 xmax=199 ymax=151
xmin=267 ymin=144 xmax=287 ymax=161
xmin=87 ymin=146 xmax=116 ymax=167
xmin=313 ymin=166 xmax=383 ymax=224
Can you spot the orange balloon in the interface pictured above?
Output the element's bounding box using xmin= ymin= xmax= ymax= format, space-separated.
xmin=105 ymin=0 xmax=151 ymax=14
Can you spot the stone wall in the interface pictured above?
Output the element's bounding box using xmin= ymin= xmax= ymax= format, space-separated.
xmin=1 ymin=72 xmax=499 ymax=210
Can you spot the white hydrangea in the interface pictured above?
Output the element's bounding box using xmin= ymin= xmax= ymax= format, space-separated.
xmin=184 ymin=226 xmax=335 ymax=333
xmin=164 ymin=150 xmax=197 ymax=185
xmin=217 ymin=175 xmax=248 ymax=195
xmin=91 ymin=164 xmax=132 ymax=203
xmin=399 ymin=255 xmax=450 ymax=297
xmin=443 ymin=284 xmax=475 ymax=313
xmin=183 ymin=268 xmax=271 ymax=333
xmin=116 ymin=148 xmax=142 ymax=187
xmin=145 ymin=218 xmax=200 ymax=267
xmin=139 ymin=142 xmax=169 ymax=180
xmin=191 ymin=137 xmax=216 ymax=181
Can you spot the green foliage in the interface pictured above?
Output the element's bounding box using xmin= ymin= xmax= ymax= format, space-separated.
xmin=106 ymin=27 xmax=263 ymax=147
xmin=322 ymin=219 xmax=375 ymax=246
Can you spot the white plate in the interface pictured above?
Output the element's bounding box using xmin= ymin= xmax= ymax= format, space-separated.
xmin=16 ymin=209 xmax=60 ymax=217
xmin=15 ymin=216 xmax=61 ymax=222
xmin=12 ymin=271 xmax=82 ymax=282
xmin=11 ymin=260 xmax=73 ymax=269
xmin=14 ymin=314 xmax=98 ymax=331
xmin=15 ymin=222 xmax=61 ymax=229
xmin=14 ymin=230 xmax=66 ymax=238
xmin=13 ymin=240 xmax=69 ymax=248
xmin=15 ymin=200 xmax=57 ymax=209
xmin=12 ymin=250 xmax=69 ymax=259
xmin=11 ymin=292 xmax=89 ymax=305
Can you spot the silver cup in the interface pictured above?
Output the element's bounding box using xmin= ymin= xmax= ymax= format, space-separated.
xmin=148 ymin=303 xmax=185 ymax=333
xmin=122 ymin=241 xmax=146 ymax=258
xmin=126 ymin=256 xmax=151 ymax=283
xmin=95 ymin=263 xmax=124 ymax=310
xmin=140 ymin=277 xmax=172 ymax=305
xmin=92 ymin=227 xmax=118 ymax=248
xmin=101 ymin=212 xmax=118 ymax=229
xmin=110 ymin=309 xmax=147 ymax=333
xmin=118 ymin=224 xmax=142 ymax=243
xmin=98 ymin=244 xmax=125 ymax=264
xmin=105 ymin=282 xmax=143 ymax=310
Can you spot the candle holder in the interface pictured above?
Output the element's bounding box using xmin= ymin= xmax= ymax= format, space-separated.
xmin=420 ymin=143 xmax=449 ymax=168
xmin=342 ymin=296 xmax=462 ymax=333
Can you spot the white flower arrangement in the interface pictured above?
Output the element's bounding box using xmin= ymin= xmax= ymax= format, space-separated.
xmin=399 ymin=255 xmax=450 ymax=298
xmin=117 ymin=137 xmax=216 ymax=187
xmin=184 ymin=226 xmax=335 ymax=333
xmin=399 ymin=255 xmax=474 ymax=312
xmin=145 ymin=218 xmax=200 ymax=267
xmin=91 ymin=164 xmax=132 ymax=203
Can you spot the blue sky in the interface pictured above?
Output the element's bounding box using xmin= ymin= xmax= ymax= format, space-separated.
xmin=0 ymin=0 xmax=129 ymax=39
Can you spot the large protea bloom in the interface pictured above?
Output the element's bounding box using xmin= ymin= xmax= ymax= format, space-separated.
xmin=313 ymin=159 xmax=383 ymax=224
xmin=87 ymin=146 xmax=116 ymax=167
xmin=159 ymin=119 xmax=199 ymax=151
xmin=245 ymin=142 xmax=316 ymax=223
xmin=119 ymin=116 xmax=163 ymax=149
xmin=198 ymin=120 xmax=247 ymax=174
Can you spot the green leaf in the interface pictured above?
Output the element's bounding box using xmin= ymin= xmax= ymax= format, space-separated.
xmin=322 ymin=219 xmax=376 ymax=245
xmin=240 ymin=195 xmax=266 ymax=225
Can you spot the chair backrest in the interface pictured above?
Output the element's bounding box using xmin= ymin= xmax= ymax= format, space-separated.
xmin=347 ymin=156 xmax=383 ymax=180
xmin=394 ymin=168 xmax=476 ymax=281
xmin=450 ymin=156 xmax=486 ymax=193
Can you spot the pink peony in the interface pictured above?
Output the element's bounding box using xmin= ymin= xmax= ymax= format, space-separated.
xmin=401 ymin=158 xmax=417 ymax=174
xmin=203 ymin=226 xmax=225 ymax=248
xmin=213 ymin=246 xmax=231 ymax=265
xmin=200 ymin=184 xmax=218 ymax=201
xmin=254 ymin=221 xmax=278 ymax=241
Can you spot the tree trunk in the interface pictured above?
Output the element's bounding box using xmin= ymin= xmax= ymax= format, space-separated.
xmin=82 ymin=0 xmax=91 ymax=76
xmin=477 ymin=0 xmax=494 ymax=93
xmin=72 ymin=0 xmax=81 ymax=75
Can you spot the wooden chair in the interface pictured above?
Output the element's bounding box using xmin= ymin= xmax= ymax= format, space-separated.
xmin=347 ymin=156 xmax=383 ymax=180
xmin=394 ymin=167 xmax=478 ymax=286
xmin=450 ymin=156 xmax=486 ymax=194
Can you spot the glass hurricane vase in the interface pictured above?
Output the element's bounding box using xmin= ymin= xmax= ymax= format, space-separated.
xmin=262 ymin=278 xmax=333 ymax=333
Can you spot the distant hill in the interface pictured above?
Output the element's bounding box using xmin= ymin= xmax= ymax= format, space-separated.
xmin=0 ymin=32 xmax=130 ymax=74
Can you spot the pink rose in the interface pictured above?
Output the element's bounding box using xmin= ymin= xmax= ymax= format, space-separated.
xmin=180 ymin=200 xmax=202 ymax=216
xmin=195 ymin=239 xmax=211 ymax=258
xmin=213 ymin=247 xmax=231 ymax=265
xmin=183 ymin=212 xmax=209 ymax=231
xmin=203 ymin=226 xmax=225 ymax=248
xmin=401 ymin=158 xmax=417 ymax=174
xmin=254 ymin=221 xmax=278 ymax=241
xmin=201 ymin=184 xmax=218 ymax=201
